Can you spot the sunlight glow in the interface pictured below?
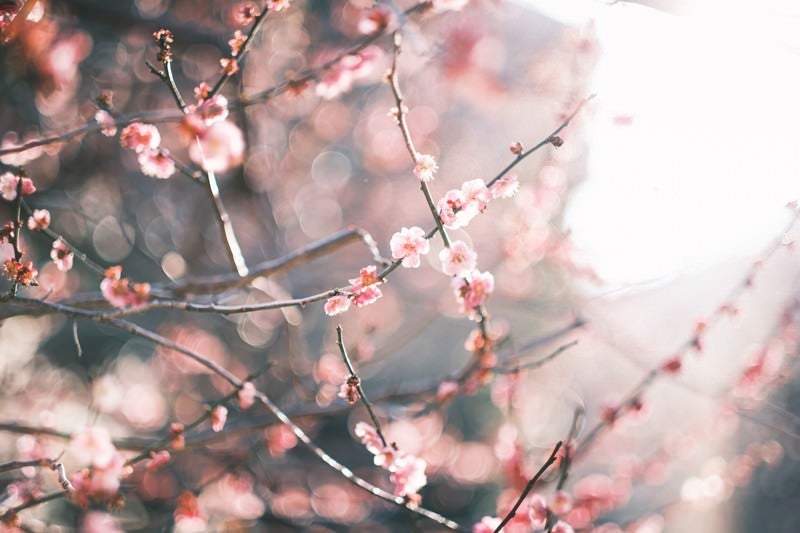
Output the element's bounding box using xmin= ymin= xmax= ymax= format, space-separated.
xmin=527 ymin=0 xmax=800 ymax=286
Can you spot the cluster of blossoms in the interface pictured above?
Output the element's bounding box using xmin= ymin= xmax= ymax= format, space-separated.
xmin=100 ymin=265 xmax=150 ymax=308
xmin=69 ymin=427 xmax=128 ymax=507
xmin=355 ymin=422 xmax=428 ymax=503
xmin=0 ymin=172 xmax=36 ymax=201
xmin=119 ymin=122 xmax=175 ymax=179
xmin=180 ymin=89 xmax=245 ymax=173
xmin=2 ymin=257 xmax=37 ymax=286
xmin=323 ymin=265 xmax=384 ymax=316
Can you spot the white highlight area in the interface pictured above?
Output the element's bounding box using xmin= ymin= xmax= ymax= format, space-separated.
xmin=530 ymin=0 xmax=800 ymax=286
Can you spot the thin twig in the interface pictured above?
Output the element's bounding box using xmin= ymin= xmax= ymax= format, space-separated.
xmin=493 ymin=441 xmax=563 ymax=533
xmin=336 ymin=325 xmax=389 ymax=447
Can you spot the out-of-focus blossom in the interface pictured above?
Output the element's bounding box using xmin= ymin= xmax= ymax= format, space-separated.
xmin=81 ymin=511 xmax=123 ymax=533
xmin=324 ymin=294 xmax=351 ymax=316
xmin=188 ymin=120 xmax=245 ymax=173
xmin=461 ymin=179 xmax=490 ymax=213
xmin=315 ymin=46 xmax=383 ymax=100
xmin=490 ymin=174 xmax=520 ymax=199
xmin=95 ymin=110 xmax=117 ymax=137
xmin=233 ymin=2 xmax=258 ymax=25
xmin=551 ymin=520 xmax=575 ymax=533
xmin=267 ymin=0 xmax=291 ymax=11
xmin=414 ymin=153 xmax=438 ymax=182
xmin=119 ymin=122 xmax=160 ymax=153
xmin=433 ymin=0 xmax=470 ymax=12
xmin=0 ymin=222 xmax=13 ymax=244
xmin=27 ymin=209 xmax=50 ymax=230
xmin=528 ymin=493 xmax=548 ymax=529
xmin=437 ymin=381 xmax=459 ymax=402
xmin=210 ymin=405 xmax=228 ymax=432
xmin=100 ymin=266 xmax=150 ymax=308
xmin=174 ymin=491 xmax=206 ymax=532
xmin=551 ymin=490 xmax=574 ymax=515
xmin=70 ymin=430 xmax=126 ymax=507
xmin=0 ymin=173 xmax=36 ymax=201
xmin=238 ymin=381 xmax=256 ymax=409
xmin=169 ymin=422 xmax=186 ymax=450
xmin=137 ymin=149 xmax=175 ymax=179
xmin=194 ymin=82 xmax=211 ymax=102
xmin=50 ymin=239 xmax=74 ymax=272
xmin=358 ymin=5 xmax=395 ymax=35
xmin=70 ymin=427 xmax=116 ymax=469
xmin=147 ymin=450 xmax=171 ymax=472
xmin=390 ymin=453 xmax=428 ymax=499
xmin=390 ymin=226 xmax=430 ymax=268
xmin=473 ymin=516 xmax=501 ymax=533
xmin=196 ymin=95 xmax=229 ymax=125
xmin=354 ymin=421 xmax=383 ymax=455
xmin=440 ymin=240 xmax=477 ymax=277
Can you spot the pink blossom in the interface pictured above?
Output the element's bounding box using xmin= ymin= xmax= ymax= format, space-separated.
xmin=50 ymin=239 xmax=74 ymax=272
xmin=389 ymin=453 xmax=428 ymax=498
xmin=528 ymin=493 xmax=549 ymax=529
xmin=414 ymin=153 xmax=438 ymax=182
xmin=0 ymin=173 xmax=36 ymax=201
xmin=137 ymin=150 xmax=176 ymax=179
xmin=473 ymin=516 xmax=501 ymax=533
xmin=70 ymin=451 xmax=126 ymax=505
xmin=354 ymin=422 xmax=383 ymax=455
xmin=210 ymin=405 xmax=228 ymax=432
xmin=351 ymin=284 xmax=382 ymax=307
xmin=461 ymin=178 xmax=490 ymax=214
xmin=81 ymin=511 xmax=123 ymax=533
xmin=338 ymin=376 xmax=359 ymax=404
xmin=324 ymin=294 xmax=351 ymax=316
xmin=436 ymin=380 xmax=460 ymax=402
xmin=228 ymin=30 xmax=246 ymax=57
xmin=233 ymin=2 xmax=258 ymax=25
xmin=439 ymin=240 xmax=477 ymax=277
xmin=267 ymin=0 xmax=291 ymax=11
xmin=100 ymin=266 xmax=150 ymax=308
xmin=358 ymin=5 xmax=395 ymax=35
xmin=490 ymin=174 xmax=520 ymax=199
xmin=95 ymin=110 xmax=117 ymax=137
xmin=550 ymin=490 xmax=573 ymax=515
xmin=194 ymin=82 xmax=211 ymax=102
xmin=238 ymin=381 xmax=256 ymax=410
xmin=197 ymin=94 xmax=229 ymax=125
xmin=390 ymin=226 xmax=430 ymax=268
xmin=453 ymin=270 xmax=494 ymax=316
xmin=189 ymin=120 xmax=245 ymax=173
xmin=119 ymin=122 xmax=161 ymax=153
xmin=70 ymin=427 xmax=117 ymax=469
xmin=551 ymin=521 xmax=575 ymax=533
xmin=27 ymin=209 xmax=50 ymax=230
xmin=220 ymin=57 xmax=239 ymax=75
xmin=433 ymin=0 xmax=470 ymax=12
xmin=437 ymin=188 xmax=473 ymax=228
xmin=147 ymin=450 xmax=171 ymax=472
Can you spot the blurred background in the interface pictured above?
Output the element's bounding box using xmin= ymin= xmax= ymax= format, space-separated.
xmin=1 ymin=0 xmax=799 ymax=531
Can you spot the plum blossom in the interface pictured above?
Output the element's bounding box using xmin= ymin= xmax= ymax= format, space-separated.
xmin=348 ymin=265 xmax=383 ymax=307
xmin=233 ymin=2 xmax=258 ymax=25
xmin=390 ymin=226 xmax=430 ymax=268
xmin=70 ymin=452 xmax=126 ymax=507
xmin=196 ymin=94 xmax=229 ymax=125
xmin=194 ymin=82 xmax=211 ymax=101
xmin=267 ymin=0 xmax=291 ymax=11
xmin=238 ymin=381 xmax=256 ymax=410
xmin=461 ymin=179 xmax=490 ymax=213
xmin=490 ymin=174 xmax=520 ymax=199
xmin=414 ymin=153 xmax=438 ymax=182
xmin=528 ymin=493 xmax=548 ymax=529
xmin=551 ymin=490 xmax=574 ymax=515
xmin=27 ymin=209 xmax=50 ymax=230
xmin=70 ymin=427 xmax=117 ymax=469
xmin=453 ymin=269 xmax=494 ymax=316
xmin=358 ymin=5 xmax=395 ymax=34
xmin=220 ymin=57 xmax=239 ymax=75
xmin=3 ymin=259 xmax=37 ymax=286
xmin=433 ymin=0 xmax=470 ymax=12
xmin=437 ymin=188 xmax=471 ymax=228
xmin=473 ymin=516 xmax=501 ymax=533
xmin=440 ymin=240 xmax=477 ymax=277
xmin=119 ymin=122 xmax=160 ymax=153
xmin=147 ymin=450 xmax=171 ymax=471
xmin=95 ymin=110 xmax=117 ymax=137
xmin=324 ymin=294 xmax=351 ymax=316
xmin=210 ymin=405 xmax=228 ymax=432
xmin=551 ymin=521 xmax=575 ymax=533
xmin=228 ymin=30 xmax=246 ymax=57
xmin=174 ymin=491 xmax=206 ymax=532
xmin=50 ymin=239 xmax=74 ymax=272
xmin=137 ymin=149 xmax=175 ymax=179
xmin=1 ymin=173 xmax=36 ymax=201
xmin=390 ymin=453 xmax=428 ymax=498
xmin=81 ymin=512 xmax=123 ymax=533
xmin=354 ymin=421 xmax=383 ymax=454
xmin=188 ymin=120 xmax=245 ymax=173
xmin=338 ymin=376 xmax=360 ymax=404
xmin=100 ymin=265 xmax=150 ymax=308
